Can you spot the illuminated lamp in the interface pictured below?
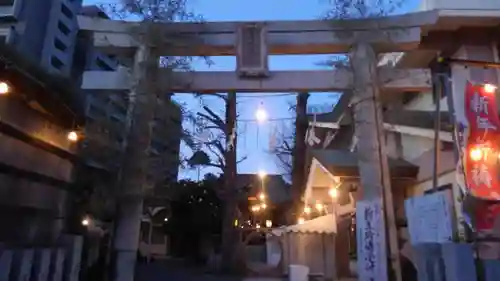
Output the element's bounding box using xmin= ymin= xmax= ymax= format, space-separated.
xmin=470 ymin=147 xmax=483 ymax=161
xmin=483 ymin=83 xmax=497 ymax=94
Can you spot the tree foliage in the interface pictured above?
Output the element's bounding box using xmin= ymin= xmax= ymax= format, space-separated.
xmin=166 ymin=174 xmax=224 ymax=235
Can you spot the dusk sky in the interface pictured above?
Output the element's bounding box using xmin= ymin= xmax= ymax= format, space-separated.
xmin=84 ymin=0 xmax=421 ymax=180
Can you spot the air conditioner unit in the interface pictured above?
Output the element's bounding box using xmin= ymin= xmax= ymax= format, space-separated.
xmin=236 ymin=23 xmax=269 ymax=78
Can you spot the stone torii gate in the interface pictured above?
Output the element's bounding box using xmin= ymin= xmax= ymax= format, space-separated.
xmin=77 ymin=9 xmax=492 ymax=281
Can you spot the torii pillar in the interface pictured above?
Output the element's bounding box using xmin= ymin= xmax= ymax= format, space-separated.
xmin=350 ymin=43 xmax=402 ymax=281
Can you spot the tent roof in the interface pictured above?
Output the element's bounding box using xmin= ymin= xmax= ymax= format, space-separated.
xmin=272 ymin=214 xmax=338 ymax=235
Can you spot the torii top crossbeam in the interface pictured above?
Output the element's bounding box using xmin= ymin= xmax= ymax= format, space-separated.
xmin=78 ymin=9 xmax=500 ymax=57
xmin=77 ymin=11 xmax=433 ymax=56
xmin=79 ymin=9 xmax=500 ymax=94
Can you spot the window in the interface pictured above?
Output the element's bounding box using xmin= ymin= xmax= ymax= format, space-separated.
xmin=402 ymin=92 xmax=418 ymax=105
xmin=95 ymin=57 xmax=114 ymax=71
xmin=54 ymin=38 xmax=67 ymax=51
xmin=0 ymin=0 xmax=15 ymax=5
xmin=57 ymin=21 xmax=70 ymax=36
xmin=88 ymin=105 xmax=105 ymax=118
xmin=109 ymin=115 xmax=121 ymax=124
xmin=432 ymin=84 xmax=446 ymax=104
xmin=50 ymin=56 xmax=64 ymax=69
xmin=60 ymin=3 xmax=73 ymax=19
xmin=441 ymin=141 xmax=455 ymax=151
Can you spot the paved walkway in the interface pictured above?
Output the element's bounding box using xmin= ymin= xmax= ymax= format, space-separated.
xmin=135 ymin=260 xmax=245 ymax=281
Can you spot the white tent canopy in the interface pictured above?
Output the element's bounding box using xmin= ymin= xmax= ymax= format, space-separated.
xmin=272 ymin=214 xmax=337 ymax=235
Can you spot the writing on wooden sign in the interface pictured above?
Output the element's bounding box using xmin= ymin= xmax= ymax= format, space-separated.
xmin=356 ymin=198 xmax=387 ymax=281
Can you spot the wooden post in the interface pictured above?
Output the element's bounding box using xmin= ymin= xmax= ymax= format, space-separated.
xmin=349 ymin=43 xmax=402 ymax=281
xmin=112 ymin=40 xmax=157 ymax=281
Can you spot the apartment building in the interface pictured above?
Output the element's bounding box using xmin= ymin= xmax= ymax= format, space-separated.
xmin=0 ymin=1 xmax=182 ymax=184
xmin=0 ymin=0 xmax=82 ymax=75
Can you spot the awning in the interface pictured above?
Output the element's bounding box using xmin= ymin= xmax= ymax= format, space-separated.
xmin=304 ymin=149 xmax=418 ymax=203
xmin=311 ymin=149 xmax=419 ymax=179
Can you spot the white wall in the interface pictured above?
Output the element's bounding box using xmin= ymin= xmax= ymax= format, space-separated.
xmin=400 ymin=134 xmax=434 ymax=161
xmin=404 ymin=92 xmax=449 ymax=112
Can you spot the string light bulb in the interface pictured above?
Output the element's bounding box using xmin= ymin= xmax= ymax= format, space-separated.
xmin=0 ymin=82 xmax=10 ymax=94
xmin=329 ymin=188 xmax=338 ymax=198
xmin=259 ymin=192 xmax=265 ymax=200
xmin=315 ymin=202 xmax=324 ymax=212
xmin=81 ymin=218 xmax=89 ymax=226
xmin=484 ymin=83 xmax=497 ymax=94
xmin=261 ymin=203 xmax=267 ymax=209
xmin=297 ymin=217 xmax=305 ymax=224
xmin=304 ymin=206 xmax=311 ymax=214
xmin=470 ymin=147 xmax=483 ymax=161
xmin=67 ymin=131 xmax=79 ymax=142
xmin=265 ymin=220 xmax=273 ymax=228
xmin=255 ymin=102 xmax=268 ymax=123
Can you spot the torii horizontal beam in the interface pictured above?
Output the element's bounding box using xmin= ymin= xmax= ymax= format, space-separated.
xmin=77 ymin=11 xmax=439 ymax=56
xmin=81 ymin=68 xmax=430 ymax=93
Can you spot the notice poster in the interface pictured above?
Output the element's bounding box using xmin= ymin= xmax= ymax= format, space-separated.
xmin=356 ymin=198 xmax=387 ymax=281
xmin=404 ymin=190 xmax=455 ymax=244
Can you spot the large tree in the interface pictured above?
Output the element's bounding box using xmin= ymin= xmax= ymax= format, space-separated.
xmin=186 ymin=93 xmax=248 ymax=273
xmin=269 ymin=94 xmax=309 ymax=224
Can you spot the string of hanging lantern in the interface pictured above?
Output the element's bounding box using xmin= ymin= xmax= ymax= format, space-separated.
xmin=298 ymin=177 xmax=342 ymax=225
xmin=0 ymin=80 xmax=82 ymax=143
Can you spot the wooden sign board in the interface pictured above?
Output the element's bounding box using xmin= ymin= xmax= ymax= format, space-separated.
xmin=356 ymin=198 xmax=388 ymax=281
xmin=404 ymin=190 xmax=456 ymax=245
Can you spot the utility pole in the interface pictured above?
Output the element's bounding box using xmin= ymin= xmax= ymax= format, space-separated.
xmin=349 ymin=43 xmax=402 ymax=281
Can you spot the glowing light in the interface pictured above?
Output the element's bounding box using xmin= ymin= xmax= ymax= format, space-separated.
xmin=315 ymin=202 xmax=324 ymax=212
xmin=329 ymin=188 xmax=338 ymax=198
xmin=81 ymin=218 xmax=89 ymax=226
xmin=256 ymin=224 xmax=261 ymax=229
xmin=164 ymin=218 xmax=169 ymax=222
xmin=470 ymin=147 xmax=483 ymax=161
xmin=304 ymin=206 xmax=311 ymax=214
xmin=258 ymin=170 xmax=267 ymax=179
xmin=67 ymin=131 xmax=79 ymax=142
xmin=259 ymin=193 xmax=265 ymax=200
xmin=265 ymin=220 xmax=273 ymax=228
xmin=332 ymin=176 xmax=340 ymax=183
xmin=234 ymin=219 xmax=238 ymax=227
xmin=297 ymin=217 xmax=305 ymax=224
xmin=255 ymin=103 xmax=268 ymax=123
xmin=261 ymin=203 xmax=267 ymax=209
xmin=251 ymin=205 xmax=261 ymax=212
xmin=484 ymin=83 xmax=497 ymax=94
xmin=0 ymin=82 xmax=9 ymax=94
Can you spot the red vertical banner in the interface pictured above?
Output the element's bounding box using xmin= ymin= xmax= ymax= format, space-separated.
xmin=462 ymin=81 xmax=500 ymax=230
